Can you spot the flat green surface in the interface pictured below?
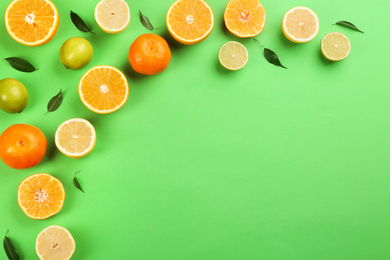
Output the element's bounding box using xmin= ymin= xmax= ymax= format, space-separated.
xmin=1 ymin=0 xmax=390 ymax=259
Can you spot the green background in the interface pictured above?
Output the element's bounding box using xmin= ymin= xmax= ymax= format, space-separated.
xmin=1 ymin=0 xmax=390 ymax=259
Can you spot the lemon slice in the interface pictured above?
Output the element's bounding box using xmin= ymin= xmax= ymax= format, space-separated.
xmin=55 ymin=118 xmax=96 ymax=159
xmin=95 ymin=0 xmax=130 ymax=34
xmin=218 ymin=41 xmax=248 ymax=71
xmin=36 ymin=225 xmax=75 ymax=260
xmin=321 ymin=32 xmax=351 ymax=61
xmin=282 ymin=6 xmax=319 ymax=43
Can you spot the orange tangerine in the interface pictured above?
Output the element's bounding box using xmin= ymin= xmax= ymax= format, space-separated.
xmin=224 ymin=0 xmax=266 ymax=38
xmin=17 ymin=173 xmax=65 ymax=219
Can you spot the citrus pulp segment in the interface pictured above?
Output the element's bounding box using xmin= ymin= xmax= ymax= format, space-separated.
xmin=166 ymin=0 xmax=214 ymax=45
xmin=79 ymin=65 xmax=129 ymax=114
xmin=5 ymin=0 xmax=59 ymax=46
xmin=55 ymin=118 xmax=96 ymax=159
xmin=17 ymin=173 xmax=65 ymax=219
xmin=224 ymin=0 xmax=266 ymax=38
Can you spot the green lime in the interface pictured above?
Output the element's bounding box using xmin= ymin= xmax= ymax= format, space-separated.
xmin=0 ymin=78 xmax=29 ymax=114
xmin=59 ymin=37 xmax=94 ymax=70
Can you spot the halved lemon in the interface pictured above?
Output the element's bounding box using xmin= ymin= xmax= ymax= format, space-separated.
xmin=282 ymin=6 xmax=319 ymax=43
xmin=321 ymin=32 xmax=351 ymax=61
xmin=166 ymin=0 xmax=214 ymax=45
xmin=218 ymin=41 xmax=248 ymax=71
xmin=5 ymin=0 xmax=59 ymax=46
xmin=95 ymin=0 xmax=130 ymax=34
xmin=79 ymin=65 xmax=129 ymax=114
xmin=36 ymin=225 xmax=75 ymax=260
xmin=55 ymin=118 xmax=96 ymax=159
xmin=18 ymin=173 xmax=65 ymax=219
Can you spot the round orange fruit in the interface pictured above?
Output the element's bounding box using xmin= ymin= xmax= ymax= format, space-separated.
xmin=0 ymin=124 xmax=47 ymax=169
xmin=5 ymin=0 xmax=59 ymax=46
xmin=18 ymin=173 xmax=65 ymax=219
xmin=128 ymin=34 xmax=171 ymax=75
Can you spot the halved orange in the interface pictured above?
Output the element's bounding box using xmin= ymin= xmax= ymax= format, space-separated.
xmin=224 ymin=0 xmax=266 ymax=38
xmin=5 ymin=0 xmax=59 ymax=46
xmin=79 ymin=65 xmax=129 ymax=114
xmin=17 ymin=173 xmax=65 ymax=219
xmin=36 ymin=225 xmax=75 ymax=260
xmin=166 ymin=0 xmax=214 ymax=45
xmin=282 ymin=6 xmax=319 ymax=43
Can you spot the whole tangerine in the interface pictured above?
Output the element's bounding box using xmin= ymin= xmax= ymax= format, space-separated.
xmin=128 ymin=33 xmax=171 ymax=75
xmin=0 ymin=124 xmax=47 ymax=169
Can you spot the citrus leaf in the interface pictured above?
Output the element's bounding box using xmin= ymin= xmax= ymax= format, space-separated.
xmin=45 ymin=89 xmax=62 ymax=115
xmin=73 ymin=171 xmax=84 ymax=193
xmin=335 ymin=21 xmax=364 ymax=33
xmin=139 ymin=11 xmax=158 ymax=30
xmin=4 ymin=230 xmax=20 ymax=260
xmin=70 ymin=11 xmax=95 ymax=34
xmin=4 ymin=57 xmax=37 ymax=72
xmin=253 ymin=38 xmax=287 ymax=69
xmin=264 ymin=48 xmax=287 ymax=69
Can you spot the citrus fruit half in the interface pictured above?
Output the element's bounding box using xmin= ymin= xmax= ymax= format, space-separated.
xmin=0 ymin=124 xmax=47 ymax=169
xmin=282 ymin=6 xmax=319 ymax=43
xmin=5 ymin=0 xmax=59 ymax=46
xmin=79 ymin=65 xmax=129 ymax=114
xmin=55 ymin=118 xmax=96 ymax=159
xmin=321 ymin=32 xmax=351 ymax=61
xmin=95 ymin=0 xmax=130 ymax=34
xmin=18 ymin=173 xmax=65 ymax=219
xmin=224 ymin=0 xmax=266 ymax=38
xmin=167 ymin=0 xmax=214 ymax=45
xmin=219 ymin=41 xmax=248 ymax=71
xmin=36 ymin=225 xmax=75 ymax=260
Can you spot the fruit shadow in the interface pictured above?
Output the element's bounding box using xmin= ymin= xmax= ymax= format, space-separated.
xmin=215 ymin=59 xmax=234 ymax=75
xmin=161 ymin=31 xmax=187 ymax=52
xmin=279 ymin=31 xmax=299 ymax=48
xmin=318 ymin=49 xmax=335 ymax=65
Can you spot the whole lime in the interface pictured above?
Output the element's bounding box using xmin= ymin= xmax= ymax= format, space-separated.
xmin=0 ymin=78 xmax=29 ymax=114
xmin=60 ymin=37 xmax=93 ymax=70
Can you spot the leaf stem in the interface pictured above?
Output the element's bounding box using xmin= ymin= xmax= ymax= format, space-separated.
xmin=74 ymin=170 xmax=81 ymax=177
xmin=253 ymin=38 xmax=264 ymax=48
xmin=5 ymin=229 xmax=9 ymax=237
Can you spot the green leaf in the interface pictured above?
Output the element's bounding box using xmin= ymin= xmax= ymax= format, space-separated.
xmin=253 ymin=38 xmax=287 ymax=69
xmin=4 ymin=57 xmax=37 ymax=72
xmin=335 ymin=21 xmax=364 ymax=33
xmin=70 ymin=11 xmax=95 ymax=34
xmin=45 ymin=89 xmax=63 ymax=115
xmin=4 ymin=230 xmax=20 ymax=260
xmin=73 ymin=171 xmax=84 ymax=193
xmin=139 ymin=11 xmax=157 ymax=31
xmin=263 ymin=48 xmax=287 ymax=69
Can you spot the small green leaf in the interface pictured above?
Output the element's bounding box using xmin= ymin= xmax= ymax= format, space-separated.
xmin=139 ymin=11 xmax=158 ymax=31
xmin=4 ymin=57 xmax=37 ymax=72
xmin=253 ymin=38 xmax=287 ymax=69
xmin=45 ymin=89 xmax=63 ymax=115
xmin=73 ymin=171 xmax=84 ymax=193
xmin=4 ymin=230 xmax=20 ymax=260
xmin=335 ymin=21 xmax=364 ymax=33
xmin=70 ymin=11 xmax=95 ymax=34
xmin=263 ymin=48 xmax=287 ymax=69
